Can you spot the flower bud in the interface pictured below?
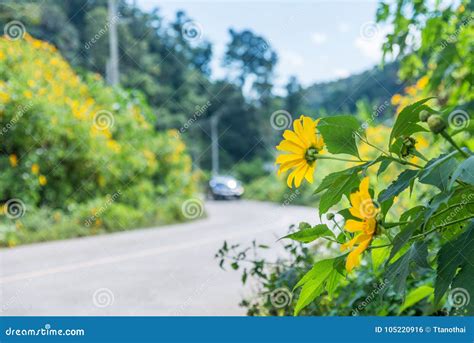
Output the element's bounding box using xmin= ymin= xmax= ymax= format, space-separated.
xmin=427 ymin=114 xmax=447 ymax=134
xmin=326 ymin=213 xmax=335 ymax=220
xmin=419 ymin=110 xmax=430 ymax=122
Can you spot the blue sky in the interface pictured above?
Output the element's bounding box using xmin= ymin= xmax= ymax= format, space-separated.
xmin=136 ymin=0 xmax=387 ymax=91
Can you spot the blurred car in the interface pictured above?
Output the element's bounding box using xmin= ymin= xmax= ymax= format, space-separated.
xmin=208 ymin=175 xmax=244 ymax=200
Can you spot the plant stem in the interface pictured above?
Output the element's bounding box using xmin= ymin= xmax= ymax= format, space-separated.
xmin=368 ymin=243 xmax=392 ymax=250
xmin=383 ymin=221 xmax=409 ymax=229
xmin=430 ymin=201 xmax=474 ymax=219
xmin=355 ymin=133 xmax=390 ymax=156
xmin=315 ymin=155 xmax=369 ymax=163
xmin=440 ymin=131 xmax=469 ymax=158
xmin=411 ymin=215 xmax=474 ymax=240
xmin=386 ymin=155 xmax=423 ymax=169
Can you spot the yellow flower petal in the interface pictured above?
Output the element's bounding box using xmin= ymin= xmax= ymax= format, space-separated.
xmin=345 ymin=236 xmax=371 ymax=272
xmin=276 ymin=154 xmax=303 ymax=164
xmin=276 ymin=140 xmax=305 ymax=155
xmin=345 ymin=219 xmax=366 ymax=232
xmin=294 ymin=163 xmax=309 ymax=188
xmin=283 ymin=129 xmax=306 ymax=148
xmin=277 ymin=159 xmax=305 ymax=175
xmin=304 ymin=163 xmax=316 ymax=183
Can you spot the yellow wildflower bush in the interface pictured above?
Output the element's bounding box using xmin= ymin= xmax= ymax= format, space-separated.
xmin=0 ymin=34 xmax=196 ymax=245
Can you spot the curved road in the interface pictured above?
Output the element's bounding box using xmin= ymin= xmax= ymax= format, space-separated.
xmin=0 ymin=200 xmax=318 ymax=316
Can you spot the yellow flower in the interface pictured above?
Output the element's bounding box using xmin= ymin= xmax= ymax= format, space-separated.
xmin=31 ymin=163 xmax=40 ymax=175
xmin=9 ymin=154 xmax=18 ymax=167
xmin=391 ymin=94 xmax=402 ymax=105
xmin=39 ymin=175 xmax=47 ymax=186
xmin=275 ymin=115 xmax=324 ymax=188
xmin=416 ymin=76 xmax=429 ymax=90
xmin=341 ymin=177 xmax=379 ymax=272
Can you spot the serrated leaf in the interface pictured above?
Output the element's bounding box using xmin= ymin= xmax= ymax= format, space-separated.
xmin=449 ymin=156 xmax=474 ymax=189
xmin=293 ymin=257 xmax=345 ymax=315
xmin=378 ymin=169 xmax=418 ymax=203
xmin=314 ymin=165 xmax=364 ymax=194
xmin=377 ymin=158 xmax=392 ymax=176
xmin=418 ymin=152 xmax=459 ymax=191
xmin=425 ymin=187 xmax=474 ymax=241
xmin=399 ymin=285 xmax=434 ymax=314
xmin=319 ymin=170 xmax=360 ymax=214
xmin=281 ymin=224 xmax=334 ymax=243
xmin=434 ymin=220 xmax=474 ymax=308
xmin=389 ymin=97 xmax=433 ymax=145
xmin=385 ymin=241 xmax=429 ymax=295
xmin=388 ymin=214 xmax=424 ymax=262
xmin=318 ymin=116 xmax=361 ymax=157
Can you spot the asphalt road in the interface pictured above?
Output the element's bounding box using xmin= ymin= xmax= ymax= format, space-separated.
xmin=0 ymin=200 xmax=318 ymax=316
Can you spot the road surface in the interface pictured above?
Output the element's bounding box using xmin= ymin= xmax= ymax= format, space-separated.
xmin=0 ymin=200 xmax=318 ymax=316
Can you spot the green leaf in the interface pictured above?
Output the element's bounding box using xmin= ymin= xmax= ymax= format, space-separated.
xmin=389 ymin=97 xmax=433 ymax=145
xmin=388 ymin=212 xmax=424 ymax=262
xmin=377 ymin=158 xmax=392 ymax=177
xmin=281 ymin=224 xmax=334 ymax=243
xmin=385 ymin=242 xmax=430 ymax=295
xmin=434 ymin=220 xmax=474 ymax=308
xmin=371 ymin=237 xmax=391 ymax=272
xmin=399 ymin=285 xmax=434 ymax=314
xmin=293 ymin=257 xmax=345 ymax=315
xmin=449 ymin=156 xmax=474 ymax=189
xmin=378 ymin=169 xmax=418 ymax=203
xmin=314 ymin=165 xmax=364 ymax=194
xmin=418 ymin=152 xmax=459 ymax=191
xmin=318 ymin=116 xmax=361 ymax=157
xmin=319 ymin=169 xmax=360 ymax=214
xmin=425 ymin=187 xmax=474 ymax=241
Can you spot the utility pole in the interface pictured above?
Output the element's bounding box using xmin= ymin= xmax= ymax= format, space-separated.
xmin=107 ymin=0 xmax=119 ymax=86
xmin=210 ymin=114 xmax=220 ymax=176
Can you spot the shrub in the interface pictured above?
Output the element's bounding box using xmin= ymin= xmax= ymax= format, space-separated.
xmin=0 ymin=34 xmax=197 ymax=246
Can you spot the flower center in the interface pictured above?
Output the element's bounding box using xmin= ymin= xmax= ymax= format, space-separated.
xmin=305 ymin=146 xmax=320 ymax=163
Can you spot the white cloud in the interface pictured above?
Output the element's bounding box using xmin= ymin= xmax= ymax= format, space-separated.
xmin=354 ymin=23 xmax=388 ymax=61
xmin=280 ymin=50 xmax=304 ymax=67
xmin=311 ymin=32 xmax=327 ymax=45
xmin=334 ymin=68 xmax=350 ymax=78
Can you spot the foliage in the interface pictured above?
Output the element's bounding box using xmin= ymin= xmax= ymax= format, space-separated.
xmin=215 ymin=235 xmax=438 ymax=316
xmin=0 ymin=35 xmax=197 ymax=246
xmin=271 ymin=95 xmax=473 ymax=315
xmin=378 ymin=0 xmax=473 ymax=106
